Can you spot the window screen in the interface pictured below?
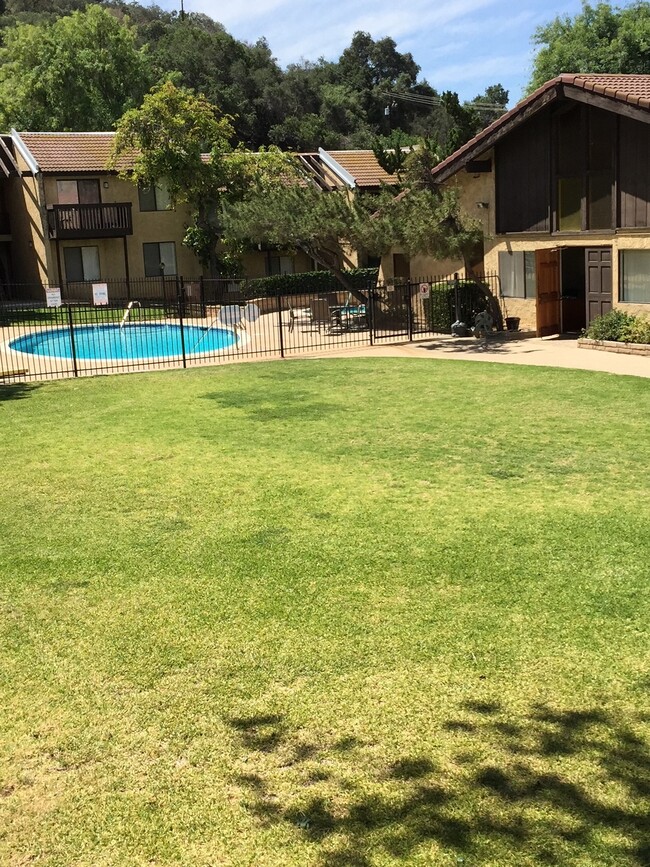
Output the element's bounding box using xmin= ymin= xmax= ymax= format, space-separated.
xmin=63 ymin=246 xmax=100 ymax=281
xmin=621 ymin=250 xmax=650 ymax=303
xmin=499 ymin=251 xmax=536 ymax=298
xmin=143 ymin=242 xmax=177 ymax=276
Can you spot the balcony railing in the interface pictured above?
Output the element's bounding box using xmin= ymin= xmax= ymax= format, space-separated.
xmin=48 ymin=202 xmax=133 ymax=239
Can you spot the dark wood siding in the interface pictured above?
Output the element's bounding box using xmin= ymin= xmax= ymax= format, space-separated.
xmin=619 ymin=116 xmax=650 ymax=227
xmin=496 ymin=110 xmax=550 ymax=233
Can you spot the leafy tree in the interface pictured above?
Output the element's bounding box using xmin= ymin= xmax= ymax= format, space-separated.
xmin=112 ymin=79 xmax=293 ymax=275
xmin=222 ymin=170 xmax=485 ymax=302
xmin=268 ymin=113 xmax=339 ymax=151
xmin=372 ymin=130 xmax=415 ymax=181
xmin=471 ymin=83 xmax=509 ymax=126
xmin=0 ymin=5 xmax=152 ymax=130
xmin=528 ymin=1 xmax=650 ymax=92
xmin=402 ymin=138 xmax=443 ymax=191
xmin=148 ymin=22 xmax=284 ymax=147
xmin=223 ymin=185 xmax=377 ymax=297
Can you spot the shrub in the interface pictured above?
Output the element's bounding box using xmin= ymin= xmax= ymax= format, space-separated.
xmin=425 ymin=279 xmax=489 ymax=333
xmin=241 ymin=267 xmax=378 ymax=298
xmin=585 ymin=310 xmax=650 ymax=343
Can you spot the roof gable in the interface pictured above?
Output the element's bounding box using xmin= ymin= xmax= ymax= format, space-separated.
xmin=431 ymin=74 xmax=650 ymax=184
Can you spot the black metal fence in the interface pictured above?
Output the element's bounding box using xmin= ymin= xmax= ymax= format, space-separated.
xmin=0 ymin=274 xmax=503 ymax=382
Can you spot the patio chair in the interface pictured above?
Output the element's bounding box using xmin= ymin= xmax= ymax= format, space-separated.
xmin=288 ymin=304 xmax=312 ymax=332
xmin=309 ymin=298 xmax=334 ymax=332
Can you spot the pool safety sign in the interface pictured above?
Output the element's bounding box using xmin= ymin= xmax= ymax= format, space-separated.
xmin=419 ymin=283 xmax=431 ymax=298
xmin=45 ymin=287 xmax=62 ymax=307
xmin=92 ymin=283 xmax=109 ymax=306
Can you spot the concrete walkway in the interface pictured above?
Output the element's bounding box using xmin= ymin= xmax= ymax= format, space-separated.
xmin=311 ymin=333 xmax=650 ymax=379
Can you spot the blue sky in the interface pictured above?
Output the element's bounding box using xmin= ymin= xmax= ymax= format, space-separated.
xmin=157 ymin=0 xmax=586 ymax=106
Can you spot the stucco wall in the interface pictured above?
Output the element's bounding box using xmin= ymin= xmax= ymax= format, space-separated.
xmin=8 ymin=149 xmax=52 ymax=285
xmin=41 ymin=174 xmax=203 ymax=282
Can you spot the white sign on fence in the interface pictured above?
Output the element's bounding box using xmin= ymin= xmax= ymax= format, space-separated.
xmin=45 ymin=287 xmax=62 ymax=307
xmin=92 ymin=283 xmax=109 ymax=306
xmin=419 ymin=282 xmax=431 ymax=299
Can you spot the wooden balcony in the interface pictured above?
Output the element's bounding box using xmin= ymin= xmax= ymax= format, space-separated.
xmin=48 ymin=202 xmax=133 ymax=239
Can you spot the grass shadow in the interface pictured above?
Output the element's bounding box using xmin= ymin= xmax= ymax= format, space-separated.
xmin=0 ymin=382 xmax=40 ymax=402
xmin=227 ymin=700 xmax=650 ymax=865
xmin=201 ymin=389 xmax=340 ymax=421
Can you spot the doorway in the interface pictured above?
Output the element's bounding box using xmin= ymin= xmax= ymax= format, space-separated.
xmin=535 ymin=246 xmax=611 ymax=335
xmin=560 ymin=247 xmax=586 ymax=332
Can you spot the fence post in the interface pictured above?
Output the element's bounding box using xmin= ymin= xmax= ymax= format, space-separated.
xmin=199 ymin=275 xmax=206 ymax=317
xmin=66 ymin=303 xmax=78 ymax=377
xmin=368 ymin=284 xmax=375 ymax=345
xmin=277 ymin=293 xmax=285 ymax=359
xmin=177 ymin=279 xmax=187 ymax=369
xmin=407 ymin=282 xmax=413 ymax=342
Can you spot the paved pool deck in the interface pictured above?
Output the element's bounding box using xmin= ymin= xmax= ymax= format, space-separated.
xmin=311 ymin=334 xmax=650 ymax=379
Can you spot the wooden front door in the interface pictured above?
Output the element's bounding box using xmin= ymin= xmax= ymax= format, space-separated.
xmin=585 ymin=247 xmax=612 ymax=325
xmin=536 ymin=249 xmax=561 ymax=336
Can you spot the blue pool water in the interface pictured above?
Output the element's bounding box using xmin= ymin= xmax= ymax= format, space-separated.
xmin=10 ymin=323 xmax=237 ymax=361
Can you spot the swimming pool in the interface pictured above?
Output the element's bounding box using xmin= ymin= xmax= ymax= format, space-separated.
xmin=10 ymin=323 xmax=238 ymax=361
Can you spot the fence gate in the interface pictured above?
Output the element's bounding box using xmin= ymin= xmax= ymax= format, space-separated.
xmin=370 ymin=283 xmax=413 ymax=341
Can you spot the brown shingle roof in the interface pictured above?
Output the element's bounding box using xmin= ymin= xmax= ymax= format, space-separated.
xmin=15 ymin=131 xmax=136 ymax=173
xmin=326 ymin=150 xmax=398 ymax=187
xmin=431 ymin=73 xmax=650 ymax=184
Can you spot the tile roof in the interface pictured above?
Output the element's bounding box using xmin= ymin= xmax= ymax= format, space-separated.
xmin=13 ymin=133 xmax=398 ymax=191
xmin=15 ymin=131 xmax=136 ymax=173
xmin=562 ymin=73 xmax=650 ymax=107
xmin=431 ymin=73 xmax=650 ymax=184
xmin=326 ymin=150 xmax=398 ymax=187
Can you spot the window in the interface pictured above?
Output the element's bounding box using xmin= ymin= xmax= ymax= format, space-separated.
xmin=498 ymin=251 xmax=537 ymax=298
xmin=554 ymin=106 xmax=615 ymax=232
xmin=56 ymin=179 xmax=100 ymax=205
xmin=138 ymin=182 xmax=171 ymax=211
xmin=63 ymin=246 xmax=100 ymax=282
xmin=268 ymin=255 xmax=294 ymax=276
xmin=557 ymin=178 xmax=582 ymax=232
xmin=620 ymin=250 xmax=650 ymax=303
xmin=143 ymin=242 xmax=177 ymax=277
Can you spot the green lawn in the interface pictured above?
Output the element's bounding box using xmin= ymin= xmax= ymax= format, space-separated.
xmin=0 ymin=359 xmax=648 ymax=867
xmin=0 ymin=305 xmax=167 ymax=328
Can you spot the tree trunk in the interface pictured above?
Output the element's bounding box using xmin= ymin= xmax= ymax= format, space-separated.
xmin=301 ymin=244 xmax=369 ymax=304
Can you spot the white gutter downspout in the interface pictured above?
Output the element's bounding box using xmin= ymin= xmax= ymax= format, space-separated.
xmin=11 ymin=129 xmax=40 ymax=175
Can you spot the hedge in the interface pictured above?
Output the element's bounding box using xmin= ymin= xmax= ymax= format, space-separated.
xmin=241 ymin=267 xmax=379 ymax=298
xmin=425 ymin=279 xmax=490 ymax=333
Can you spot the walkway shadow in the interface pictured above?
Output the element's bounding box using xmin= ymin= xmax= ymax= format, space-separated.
xmin=0 ymin=382 xmax=40 ymax=402
xmin=227 ymin=699 xmax=649 ymax=865
xmin=418 ymin=335 xmax=540 ymax=355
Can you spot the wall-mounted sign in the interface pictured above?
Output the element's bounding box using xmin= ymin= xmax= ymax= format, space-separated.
xmin=92 ymin=283 xmax=109 ymax=306
xmin=45 ymin=287 xmax=62 ymax=307
xmin=419 ymin=282 xmax=431 ymax=299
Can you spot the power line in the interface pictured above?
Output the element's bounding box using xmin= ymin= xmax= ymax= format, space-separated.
xmin=378 ymin=89 xmax=507 ymax=113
